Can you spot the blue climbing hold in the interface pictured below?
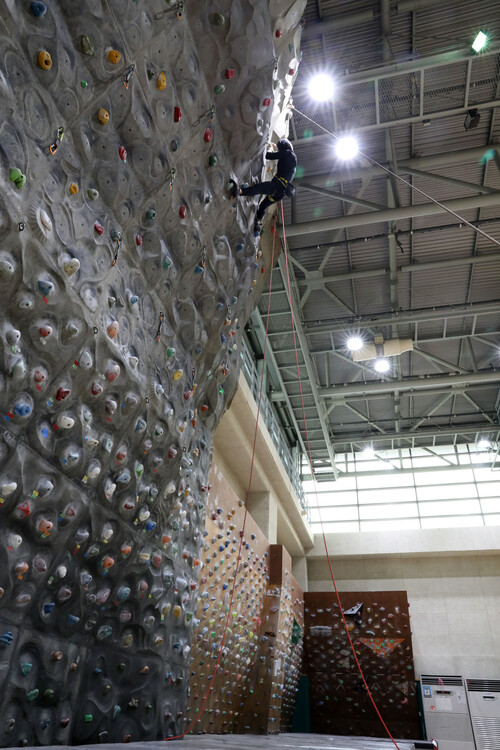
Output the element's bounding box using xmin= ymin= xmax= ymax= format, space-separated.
xmin=30 ymin=1 xmax=47 ymax=17
xmin=66 ymin=614 xmax=80 ymax=625
xmin=0 ymin=632 xmax=14 ymax=648
xmin=14 ymin=402 xmax=31 ymax=417
xmin=43 ymin=602 xmax=55 ymax=615
xmin=38 ymin=279 xmax=54 ymax=297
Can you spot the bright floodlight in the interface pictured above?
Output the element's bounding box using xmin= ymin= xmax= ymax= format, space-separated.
xmin=477 ymin=438 xmax=491 ymax=450
xmin=308 ymin=73 xmax=334 ymax=102
xmin=347 ymin=336 xmax=363 ymax=351
xmin=472 ymin=31 xmax=488 ymax=53
xmin=374 ymin=357 xmax=390 ymax=373
xmin=335 ymin=135 xmax=359 ymax=161
xmin=362 ymin=446 xmax=375 ymax=459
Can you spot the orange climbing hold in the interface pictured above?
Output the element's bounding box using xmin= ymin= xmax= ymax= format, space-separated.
xmin=107 ymin=49 xmax=121 ymax=64
xmin=38 ymin=50 xmax=52 ymax=70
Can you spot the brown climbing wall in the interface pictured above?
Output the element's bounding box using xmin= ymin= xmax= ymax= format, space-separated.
xmin=0 ymin=0 xmax=306 ymax=745
xmin=304 ymin=591 xmax=420 ymax=739
xmin=185 ymin=464 xmax=304 ymax=735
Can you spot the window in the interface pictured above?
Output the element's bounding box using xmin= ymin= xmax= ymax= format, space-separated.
xmin=305 ymin=444 xmax=500 ymax=533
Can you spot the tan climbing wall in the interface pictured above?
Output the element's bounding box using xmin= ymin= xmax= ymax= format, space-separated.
xmin=185 ymin=464 xmax=304 ymax=735
xmin=0 ymin=0 xmax=306 ymax=745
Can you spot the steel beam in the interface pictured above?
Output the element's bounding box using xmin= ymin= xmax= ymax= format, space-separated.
xmin=301 ymin=10 xmax=375 ymax=39
xmin=328 ymin=424 xmax=500 ymax=448
xmin=319 ymin=369 xmax=500 ymax=398
xmin=295 ymin=148 xmax=498 ymax=183
xmin=297 ymin=252 xmax=500 ymax=293
xmin=302 ymin=300 xmax=500 ymax=335
xmin=404 ymin=167 xmax=500 ymax=195
xmin=299 ymin=182 xmax=389 ymax=211
xmin=276 ymin=253 xmax=338 ymax=477
xmin=284 ymin=192 xmax=500 ymax=236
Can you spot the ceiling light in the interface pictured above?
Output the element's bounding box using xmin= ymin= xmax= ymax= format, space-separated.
xmin=347 ymin=336 xmax=363 ymax=351
xmin=362 ymin=446 xmax=375 ymax=459
xmin=477 ymin=438 xmax=491 ymax=450
xmin=308 ymin=73 xmax=334 ymax=102
xmin=472 ymin=31 xmax=488 ymax=53
xmin=374 ymin=357 xmax=390 ymax=373
xmin=335 ymin=135 xmax=359 ymax=161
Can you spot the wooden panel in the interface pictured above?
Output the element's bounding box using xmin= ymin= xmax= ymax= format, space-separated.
xmin=304 ymin=591 xmax=419 ymax=739
xmin=185 ymin=464 xmax=303 ymax=735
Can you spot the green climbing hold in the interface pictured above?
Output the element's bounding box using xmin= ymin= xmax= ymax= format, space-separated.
xmin=208 ymin=154 xmax=218 ymax=167
xmin=43 ymin=689 xmax=54 ymax=700
xmin=9 ymin=168 xmax=26 ymax=189
xmin=209 ymin=12 xmax=225 ymax=26
xmin=81 ymin=80 xmax=88 ymax=88
xmin=146 ymin=209 xmax=156 ymax=221
xmin=87 ymin=188 xmax=99 ymax=200
xmin=84 ymin=714 xmax=93 ymax=723
xmin=166 ymin=347 xmax=175 ymax=358
xmin=214 ymin=84 xmax=225 ymax=95
xmin=27 ymin=689 xmax=39 ymax=702
xmin=80 ymin=35 xmax=94 ymax=56
xmin=21 ymin=663 xmax=33 ymax=676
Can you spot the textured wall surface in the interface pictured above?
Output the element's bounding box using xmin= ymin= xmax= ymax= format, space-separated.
xmin=0 ymin=0 xmax=305 ymax=744
xmin=185 ymin=464 xmax=304 ymax=735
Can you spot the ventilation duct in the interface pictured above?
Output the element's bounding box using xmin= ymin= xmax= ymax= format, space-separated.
xmin=352 ymin=338 xmax=414 ymax=362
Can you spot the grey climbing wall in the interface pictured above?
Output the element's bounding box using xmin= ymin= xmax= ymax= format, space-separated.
xmin=0 ymin=0 xmax=305 ymax=745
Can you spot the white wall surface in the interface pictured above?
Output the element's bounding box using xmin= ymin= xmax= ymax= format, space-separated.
xmin=308 ymin=551 xmax=500 ymax=679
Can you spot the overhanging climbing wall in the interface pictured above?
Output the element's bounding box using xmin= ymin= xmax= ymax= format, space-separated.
xmin=0 ymin=0 xmax=306 ymax=745
xmin=184 ymin=463 xmax=304 ymax=735
xmin=304 ymin=591 xmax=420 ymax=740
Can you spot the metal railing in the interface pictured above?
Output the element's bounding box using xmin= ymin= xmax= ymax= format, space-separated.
xmin=239 ymin=339 xmax=310 ymax=520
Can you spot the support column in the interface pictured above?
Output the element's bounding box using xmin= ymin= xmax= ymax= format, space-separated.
xmin=292 ymin=555 xmax=309 ymax=592
xmin=247 ymin=491 xmax=278 ymax=543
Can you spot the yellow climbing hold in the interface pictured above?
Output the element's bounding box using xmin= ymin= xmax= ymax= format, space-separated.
xmin=38 ymin=50 xmax=52 ymax=70
xmin=97 ymin=108 xmax=109 ymax=125
xmin=157 ymin=72 xmax=167 ymax=90
xmin=173 ymin=370 xmax=183 ymax=381
xmin=69 ymin=183 xmax=79 ymax=195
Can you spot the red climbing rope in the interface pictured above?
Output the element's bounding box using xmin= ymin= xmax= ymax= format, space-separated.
xmin=165 ymin=214 xmax=278 ymax=740
xmin=279 ymin=201 xmax=402 ymax=750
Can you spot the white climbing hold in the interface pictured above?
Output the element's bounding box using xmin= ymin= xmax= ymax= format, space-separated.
xmin=79 ymin=350 xmax=93 ymax=369
xmin=129 ymin=356 xmax=138 ymax=369
xmin=39 ymin=209 xmax=52 ymax=232
xmin=56 ymin=415 xmax=75 ymax=430
xmin=1 ymin=481 xmax=17 ymax=497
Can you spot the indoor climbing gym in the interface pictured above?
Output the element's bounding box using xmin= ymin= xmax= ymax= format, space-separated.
xmin=0 ymin=2 xmax=499 ymax=750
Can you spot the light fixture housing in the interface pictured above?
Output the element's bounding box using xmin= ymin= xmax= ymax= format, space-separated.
xmin=308 ymin=73 xmax=334 ymax=102
xmin=335 ymin=135 xmax=359 ymax=161
xmin=362 ymin=446 xmax=375 ymax=459
xmin=374 ymin=357 xmax=390 ymax=373
xmin=472 ymin=31 xmax=488 ymax=53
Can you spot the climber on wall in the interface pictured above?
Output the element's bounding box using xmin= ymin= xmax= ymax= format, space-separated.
xmin=237 ymin=138 xmax=297 ymax=233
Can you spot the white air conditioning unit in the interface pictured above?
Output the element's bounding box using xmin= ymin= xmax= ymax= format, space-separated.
xmin=420 ymin=675 xmax=475 ymax=750
xmin=466 ymin=678 xmax=500 ymax=750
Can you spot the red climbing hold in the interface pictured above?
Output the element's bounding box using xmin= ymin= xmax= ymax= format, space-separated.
xmin=174 ymin=106 xmax=182 ymax=122
xmin=179 ymin=205 xmax=186 ymax=219
xmin=204 ymin=127 xmax=213 ymax=143
xmin=135 ymin=234 xmax=143 ymax=246
xmin=224 ymin=68 xmax=234 ymax=79
xmin=275 ymin=29 xmax=282 ymax=38
xmin=288 ymin=67 xmax=295 ymax=76
xmin=56 ymin=387 xmax=71 ymax=401
xmin=263 ymin=97 xmax=271 ymax=107
xmin=94 ymin=222 xmax=104 ymax=235
xmin=119 ymin=146 xmax=127 ymax=162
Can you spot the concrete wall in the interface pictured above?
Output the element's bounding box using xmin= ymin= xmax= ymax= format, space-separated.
xmin=308 ymin=529 xmax=500 ymax=679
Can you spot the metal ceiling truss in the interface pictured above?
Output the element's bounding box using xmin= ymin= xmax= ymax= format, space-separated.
xmin=241 ymin=4 xmax=500 ymax=484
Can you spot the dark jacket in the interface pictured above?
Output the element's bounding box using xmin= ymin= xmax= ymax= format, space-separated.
xmin=266 ymin=150 xmax=297 ymax=183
